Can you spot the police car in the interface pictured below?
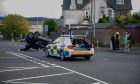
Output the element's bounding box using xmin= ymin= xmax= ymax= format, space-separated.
xmin=44 ymin=26 xmax=94 ymax=60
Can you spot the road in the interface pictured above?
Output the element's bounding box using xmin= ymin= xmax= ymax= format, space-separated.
xmin=0 ymin=41 xmax=140 ymax=84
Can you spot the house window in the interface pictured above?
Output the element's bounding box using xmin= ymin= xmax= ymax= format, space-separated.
xmin=100 ymin=7 xmax=105 ymax=14
xmin=116 ymin=0 xmax=124 ymax=4
xmin=77 ymin=0 xmax=83 ymax=4
xmin=108 ymin=10 xmax=112 ymax=17
xmin=84 ymin=10 xmax=89 ymax=19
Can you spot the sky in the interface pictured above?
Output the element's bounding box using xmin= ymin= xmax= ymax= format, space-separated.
xmin=2 ymin=0 xmax=63 ymax=18
xmin=0 ymin=0 xmax=140 ymax=18
xmin=131 ymin=0 xmax=140 ymax=13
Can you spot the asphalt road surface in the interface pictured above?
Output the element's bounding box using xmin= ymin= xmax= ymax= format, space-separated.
xmin=0 ymin=41 xmax=140 ymax=84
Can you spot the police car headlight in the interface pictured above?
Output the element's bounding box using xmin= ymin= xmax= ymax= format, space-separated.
xmin=90 ymin=48 xmax=94 ymax=52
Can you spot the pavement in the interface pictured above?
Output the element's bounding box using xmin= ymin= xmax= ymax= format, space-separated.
xmin=95 ymin=45 xmax=140 ymax=54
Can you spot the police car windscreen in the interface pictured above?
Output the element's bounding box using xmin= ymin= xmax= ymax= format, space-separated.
xmin=70 ymin=27 xmax=90 ymax=36
xmin=72 ymin=30 xmax=88 ymax=36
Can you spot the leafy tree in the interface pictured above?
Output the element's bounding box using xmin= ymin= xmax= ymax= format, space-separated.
xmin=43 ymin=19 xmax=57 ymax=35
xmin=126 ymin=15 xmax=135 ymax=23
xmin=116 ymin=12 xmax=140 ymax=25
xmin=116 ymin=15 xmax=127 ymax=25
xmin=133 ymin=12 xmax=140 ymax=23
xmin=98 ymin=14 xmax=109 ymax=23
xmin=116 ymin=15 xmax=134 ymax=28
xmin=2 ymin=14 xmax=30 ymax=39
xmin=0 ymin=22 xmax=3 ymax=33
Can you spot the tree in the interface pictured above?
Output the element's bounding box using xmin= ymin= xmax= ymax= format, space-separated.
xmin=98 ymin=14 xmax=109 ymax=23
xmin=116 ymin=12 xmax=140 ymax=25
xmin=2 ymin=14 xmax=30 ymax=39
xmin=116 ymin=15 xmax=127 ymax=25
xmin=116 ymin=15 xmax=136 ymax=25
xmin=133 ymin=12 xmax=140 ymax=23
xmin=43 ymin=19 xmax=57 ymax=35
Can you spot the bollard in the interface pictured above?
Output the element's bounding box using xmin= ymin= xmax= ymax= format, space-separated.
xmin=11 ymin=33 xmax=14 ymax=42
xmin=96 ymin=40 xmax=99 ymax=48
xmin=110 ymin=41 xmax=112 ymax=49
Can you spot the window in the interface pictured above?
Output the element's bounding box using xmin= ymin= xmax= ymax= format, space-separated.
xmin=116 ymin=0 xmax=124 ymax=4
xmin=108 ymin=10 xmax=112 ymax=17
xmin=100 ymin=7 xmax=105 ymax=14
xmin=84 ymin=10 xmax=89 ymax=19
xmin=77 ymin=0 xmax=83 ymax=4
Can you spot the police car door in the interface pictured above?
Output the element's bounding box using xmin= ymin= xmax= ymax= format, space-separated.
xmin=51 ymin=38 xmax=60 ymax=56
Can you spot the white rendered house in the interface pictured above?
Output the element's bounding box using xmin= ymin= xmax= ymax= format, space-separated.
xmin=62 ymin=0 xmax=132 ymax=25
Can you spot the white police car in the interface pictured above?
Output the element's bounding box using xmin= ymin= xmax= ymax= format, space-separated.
xmin=45 ymin=31 xmax=94 ymax=60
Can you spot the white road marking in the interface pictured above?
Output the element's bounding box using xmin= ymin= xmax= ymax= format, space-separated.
xmin=0 ymin=67 xmax=39 ymax=73
xmin=103 ymin=59 xmax=110 ymax=61
xmin=8 ymin=67 xmax=39 ymax=69
xmin=6 ymin=51 xmax=109 ymax=84
xmin=7 ymin=52 xmax=50 ymax=68
xmin=91 ymin=82 xmax=102 ymax=84
xmin=8 ymin=51 xmax=60 ymax=67
xmin=3 ymin=81 xmax=49 ymax=84
xmin=3 ymin=72 xmax=74 ymax=82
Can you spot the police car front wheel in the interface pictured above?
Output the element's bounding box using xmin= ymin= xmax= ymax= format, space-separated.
xmin=85 ymin=56 xmax=91 ymax=60
xmin=45 ymin=48 xmax=50 ymax=57
xmin=60 ymin=51 xmax=65 ymax=61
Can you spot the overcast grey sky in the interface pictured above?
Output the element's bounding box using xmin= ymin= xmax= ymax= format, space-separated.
xmin=1 ymin=0 xmax=140 ymax=18
xmin=3 ymin=0 xmax=63 ymax=18
xmin=131 ymin=0 xmax=140 ymax=13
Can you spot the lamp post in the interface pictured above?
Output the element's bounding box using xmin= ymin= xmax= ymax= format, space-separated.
xmin=90 ymin=0 xmax=96 ymax=42
xmin=93 ymin=0 xmax=96 ymax=38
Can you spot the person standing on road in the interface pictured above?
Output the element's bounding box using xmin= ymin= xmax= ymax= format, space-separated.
xmin=115 ymin=32 xmax=120 ymax=50
xmin=124 ymin=32 xmax=129 ymax=52
xmin=111 ymin=34 xmax=116 ymax=50
xmin=127 ymin=33 xmax=132 ymax=51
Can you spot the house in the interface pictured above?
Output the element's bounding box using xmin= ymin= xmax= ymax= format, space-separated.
xmin=28 ymin=20 xmax=44 ymax=34
xmin=26 ymin=17 xmax=46 ymax=34
xmin=62 ymin=0 xmax=132 ymax=25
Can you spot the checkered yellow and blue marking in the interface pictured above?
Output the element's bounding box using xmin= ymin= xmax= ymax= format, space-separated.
xmin=47 ymin=44 xmax=70 ymax=57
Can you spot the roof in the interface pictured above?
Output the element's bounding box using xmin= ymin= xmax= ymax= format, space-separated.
xmin=28 ymin=21 xmax=44 ymax=25
xmin=62 ymin=0 xmax=132 ymax=11
xmin=0 ymin=16 xmax=4 ymax=21
xmin=95 ymin=23 xmax=114 ymax=29
xmin=125 ymin=24 xmax=140 ymax=28
xmin=61 ymin=34 xmax=86 ymax=39
xmin=0 ymin=16 xmax=62 ymax=26
xmin=107 ymin=0 xmax=132 ymax=11
xmin=62 ymin=0 xmax=90 ymax=10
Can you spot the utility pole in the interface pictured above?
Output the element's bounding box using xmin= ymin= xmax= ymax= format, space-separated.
xmin=90 ymin=0 xmax=93 ymax=42
xmin=93 ymin=0 xmax=96 ymax=38
xmin=36 ymin=17 xmax=38 ymax=25
xmin=90 ymin=0 xmax=96 ymax=42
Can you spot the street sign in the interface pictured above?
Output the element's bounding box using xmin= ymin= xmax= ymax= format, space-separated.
xmin=44 ymin=25 xmax=48 ymax=32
